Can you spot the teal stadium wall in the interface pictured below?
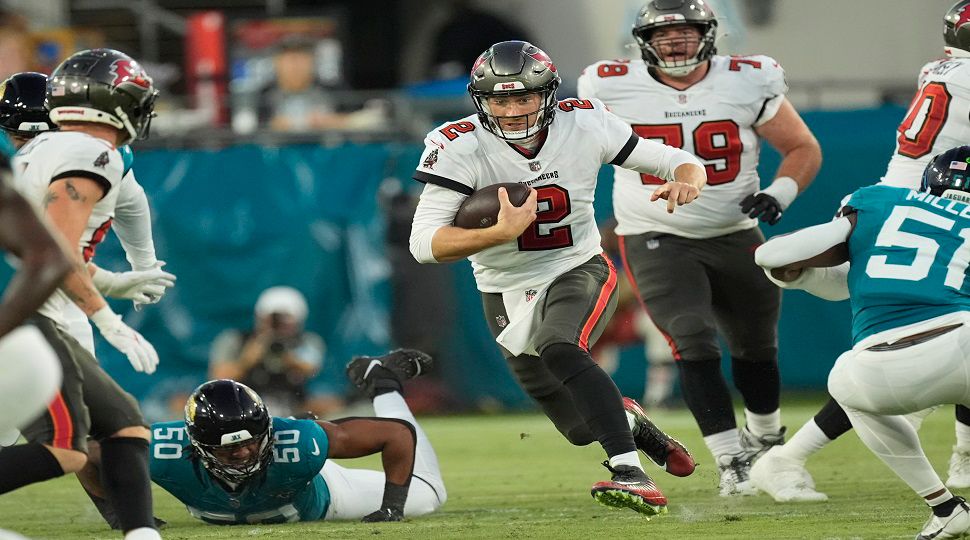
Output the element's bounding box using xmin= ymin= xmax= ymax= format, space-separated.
xmin=6 ymin=105 xmax=907 ymax=417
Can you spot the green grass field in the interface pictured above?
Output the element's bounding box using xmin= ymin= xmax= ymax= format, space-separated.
xmin=0 ymin=397 xmax=959 ymax=539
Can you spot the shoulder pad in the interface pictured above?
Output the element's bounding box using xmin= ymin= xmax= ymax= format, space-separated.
xmin=569 ymin=98 xmax=608 ymax=131
xmin=722 ymin=54 xmax=787 ymax=97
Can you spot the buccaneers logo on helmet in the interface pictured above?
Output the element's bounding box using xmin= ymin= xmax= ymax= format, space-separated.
xmin=110 ymin=59 xmax=152 ymax=89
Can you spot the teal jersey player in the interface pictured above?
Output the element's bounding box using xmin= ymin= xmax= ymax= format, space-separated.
xmin=150 ymin=417 xmax=331 ymax=524
xmin=845 ymin=184 xmax=970 ymax=344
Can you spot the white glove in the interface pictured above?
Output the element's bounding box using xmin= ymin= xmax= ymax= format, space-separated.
xmin=91 ymin=262 xmax=176 ymax=308
xmin=90 ymin=307 xmax=160 ymax=374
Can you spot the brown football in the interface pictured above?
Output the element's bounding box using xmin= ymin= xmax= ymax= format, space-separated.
xmin=453 ymin=182 xmax=531 ymax=229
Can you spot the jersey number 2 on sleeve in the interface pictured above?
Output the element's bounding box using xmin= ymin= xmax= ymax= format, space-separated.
xmin=632 ymin=121 xmax=742 ymax=186
xmin=518 ymin=185 xmax=573 ymax=251
xmin=896 ymin=82 xmax=951 ymax=159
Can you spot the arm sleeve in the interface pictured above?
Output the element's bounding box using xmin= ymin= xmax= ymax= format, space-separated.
xmin=616 ymin=135 xmax=705 ymax=180
xmin=754 ymin=217 xmax=853 ymax=269
xmin=409 ymin=182 xmax=467 ymax=263
xmin=113 ymin=171 xmax=158 ymax=270
xmin=762 ymin=262 xmax=850 ymax=301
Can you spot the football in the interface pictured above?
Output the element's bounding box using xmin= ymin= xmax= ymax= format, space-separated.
xmin=453 ymin=182 xmax=532 ymax=229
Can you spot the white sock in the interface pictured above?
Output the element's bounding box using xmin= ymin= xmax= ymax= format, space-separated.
xmin=956 ymin=419 xmax=970 ymax=449
xmin=608 ymin=451 xmax=642 ymax=470
xmin=704 ymin=429 xmax=743 ymax=460
xmin=776 ymin=419 xmax=832 ymax=463
xmin=928 ymin=489 xmax=956 ymax=507
xmin=744 ymin=409 xmax=781 ymax=437
xmin=124 ymin=528 xmax=161 ymax=540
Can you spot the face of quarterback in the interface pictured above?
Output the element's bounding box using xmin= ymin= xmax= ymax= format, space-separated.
xmin=650 ymin=24 xmax=703 ymax=65
xmin=485 ymin=92 xmax=543 ymax=133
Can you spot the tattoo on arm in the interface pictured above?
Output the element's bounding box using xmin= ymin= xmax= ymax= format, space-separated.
xmin=64 ymin=181 xmax=86 ymax=202
xmin=43 ymin=191 xmax=58 ymax=208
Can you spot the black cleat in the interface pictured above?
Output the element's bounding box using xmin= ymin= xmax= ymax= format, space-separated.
xmin=624 ymin=397 xmax=696 ymax=477
xmin=346 ymin=349 xmax=433 ymax=398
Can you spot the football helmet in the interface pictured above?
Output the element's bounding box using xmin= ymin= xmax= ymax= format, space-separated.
xmin=921 ymin=145 xmax=970 ymax=202
xmin=0 ymin=72 xmax=56 ymax=138
xmin=184 ymin=380 xmax=274 ymax=485
xmin=945 ymin=0 xmax=970 ymax=57
xmin=632 ymin=0 xmax=718 ymax=76
xmin=467 ymin=40 xmax=560 ymax=141
xmin=48 ymin=49 xmax=157 ymax=145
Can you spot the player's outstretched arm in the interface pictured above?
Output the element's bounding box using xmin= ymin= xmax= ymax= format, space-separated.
xmin=319 ymin=417 xmax=418 ymax=521
xmin=0 ymin=178 xmax=72 ymax=338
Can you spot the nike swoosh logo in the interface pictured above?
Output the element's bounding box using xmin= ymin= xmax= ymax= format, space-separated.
xmin=310 ymin=439 xmax=320 ymax=456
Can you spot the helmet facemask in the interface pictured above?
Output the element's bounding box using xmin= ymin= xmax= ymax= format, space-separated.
xmin=190 ymin=425 xmax=274 ymax=486
xmin=470 ymin=86 xmax=559 ymax=142
xmin=634 ymin=22 xmax=717 ymax=77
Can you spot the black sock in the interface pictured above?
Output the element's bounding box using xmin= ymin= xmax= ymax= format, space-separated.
xmin=731 ymin=356 xmax=780 ymax=413
xmin=677 ymin=358 xmax=737 ymax=435
xmin=814 ymin=397 xmax=853 ymax=440
xmin=0 ymin=443 xmax=65 ymax=494
xmin=100 ymin=437 xmax=154 ymax=533
xmin=933 ymin=496 xmax=962 ymax=517
xmin=957 ymin=405 xmax=970 ymax=426
xmin=542 ymin=343 xmax=634 ymax=457
xmin=368 ymin=365 xmax=404 ymax=397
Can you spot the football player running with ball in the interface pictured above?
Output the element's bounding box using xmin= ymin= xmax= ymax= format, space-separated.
xmin=578 ymin=0 xmax=821 ymax=497
xmin=753 ymin=0 xmax=970 ymax=503
xmin=409 ymin=40 xmax=704 ymax=516
xmin=755 ymin=146 xmax=970 ymax=540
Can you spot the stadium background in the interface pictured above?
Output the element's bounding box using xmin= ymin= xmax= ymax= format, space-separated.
xmin=0 ymin=0 xmax=953 ymax=419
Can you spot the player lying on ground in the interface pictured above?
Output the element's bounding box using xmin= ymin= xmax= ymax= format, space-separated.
xmin=83 ymin=349 xmax=446 ymax=525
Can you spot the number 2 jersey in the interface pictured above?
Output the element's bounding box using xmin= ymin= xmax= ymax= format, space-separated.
xmin=150 ymin=417 xmax=332 ymax=524
xmin=410 ymin=99 xmax=692 ymax=293
xmin=578 ymin=55 xmax=788 ymax=238
xmin=845 ymin=184 xmax=970 ymax=345
xmin=11 ymin=131 xmax=124 ymax=327
xmin=881 ymin=57 xmax=970 ymax=188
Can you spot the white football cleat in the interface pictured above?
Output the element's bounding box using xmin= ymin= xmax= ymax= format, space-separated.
xmin=916 ymin=497 xmax=970 ymax=540
xmin=716 ymin=453 xmax=759 ymax=497
xmin=947 ymin=446 xmax=970 ymax=489
xmin=750 ymin=447 xmax=828 ymax=502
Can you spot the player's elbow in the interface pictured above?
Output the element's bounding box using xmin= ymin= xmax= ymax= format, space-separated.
xmin=409 ymin=225 xmax=441 ymax=264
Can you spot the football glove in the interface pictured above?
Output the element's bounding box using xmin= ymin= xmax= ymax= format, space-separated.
xmin=91 ymin=263 xmax=176 ymax=306
xmin=739 ymin=193 xmax=783 ymax=225
xmin=90 ymin=307 xmax=159 ymax=374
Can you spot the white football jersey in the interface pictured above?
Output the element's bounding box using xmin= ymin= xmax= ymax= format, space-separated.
xmin=881 ymin=57 xmax=970 ymax=188
xmin=578 ymin=55 xmax=787 ymax=238
xmin=12 ymin=130 xmax=124 ymax=326
xmin=412 ymin=100 xmax=638 ymax=292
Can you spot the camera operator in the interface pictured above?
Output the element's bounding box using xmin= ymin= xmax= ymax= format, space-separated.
xmin=209 ymin=286 xmax=325 ymax=416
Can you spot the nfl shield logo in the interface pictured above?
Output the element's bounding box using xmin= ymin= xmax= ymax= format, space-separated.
xmin=677 ymin=94 xmax=688 ymax=104
xmin=529 ymin=161 xmax=541 ymax=172
xmin=496 ymin=315 xmax=508 ymax=328
xmin=525 ymin=289 xmax=537 ymax=302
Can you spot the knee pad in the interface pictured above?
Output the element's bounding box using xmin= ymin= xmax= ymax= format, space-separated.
xmin=541 ymin=343 xmax=597 ymax=384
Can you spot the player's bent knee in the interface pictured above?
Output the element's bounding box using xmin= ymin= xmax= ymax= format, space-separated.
xmin=46 ymin=446 xmax=87 ymax=473
xmin=664 ymin=313 xmax=718 ymax=359
xmin=109 ymin=425 xmax=150 ymax=440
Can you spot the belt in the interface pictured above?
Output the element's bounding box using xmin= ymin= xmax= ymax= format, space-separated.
xmin=866 ymin=323 xmax=963 ymax=351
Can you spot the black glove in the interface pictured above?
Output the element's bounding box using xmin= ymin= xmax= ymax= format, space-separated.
xmin=740 ymin=192 xmax=784 ymax=225
xmin=361 ymin=508 xmax=405 ymax=522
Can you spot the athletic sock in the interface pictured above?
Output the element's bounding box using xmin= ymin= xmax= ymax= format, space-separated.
xmin=744 ymin=409 xmax=781 ymax=437
xmin=775 ymin=419 xmax=832 ymax=463
xmin=100 ymin=437 xmax=154 ymax=533
xmin=0 ymin=443 xmax=64 ymax=494
xmin=704 ymin=429 xmax=744 ymax=460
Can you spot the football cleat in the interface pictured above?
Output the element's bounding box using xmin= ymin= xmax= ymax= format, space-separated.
xmin=947 ymin=446 xmax=970 ymax=490
xmin=591 ymin=461 xmax=668 ymax=517
xmin=717 ymin=453 xmax=759 ymax=497
xmin=750 ymin=447 xmax=827 ymax=502
xmin=623 ymin=397 xmax=696 ymax=477
xmin=346 ymin=349 xmax=434 ymax=398
xmin=739 ymin=425 xmax=787 ymax=463
xmin=917 ymin=496 xmax=970 ymax=540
